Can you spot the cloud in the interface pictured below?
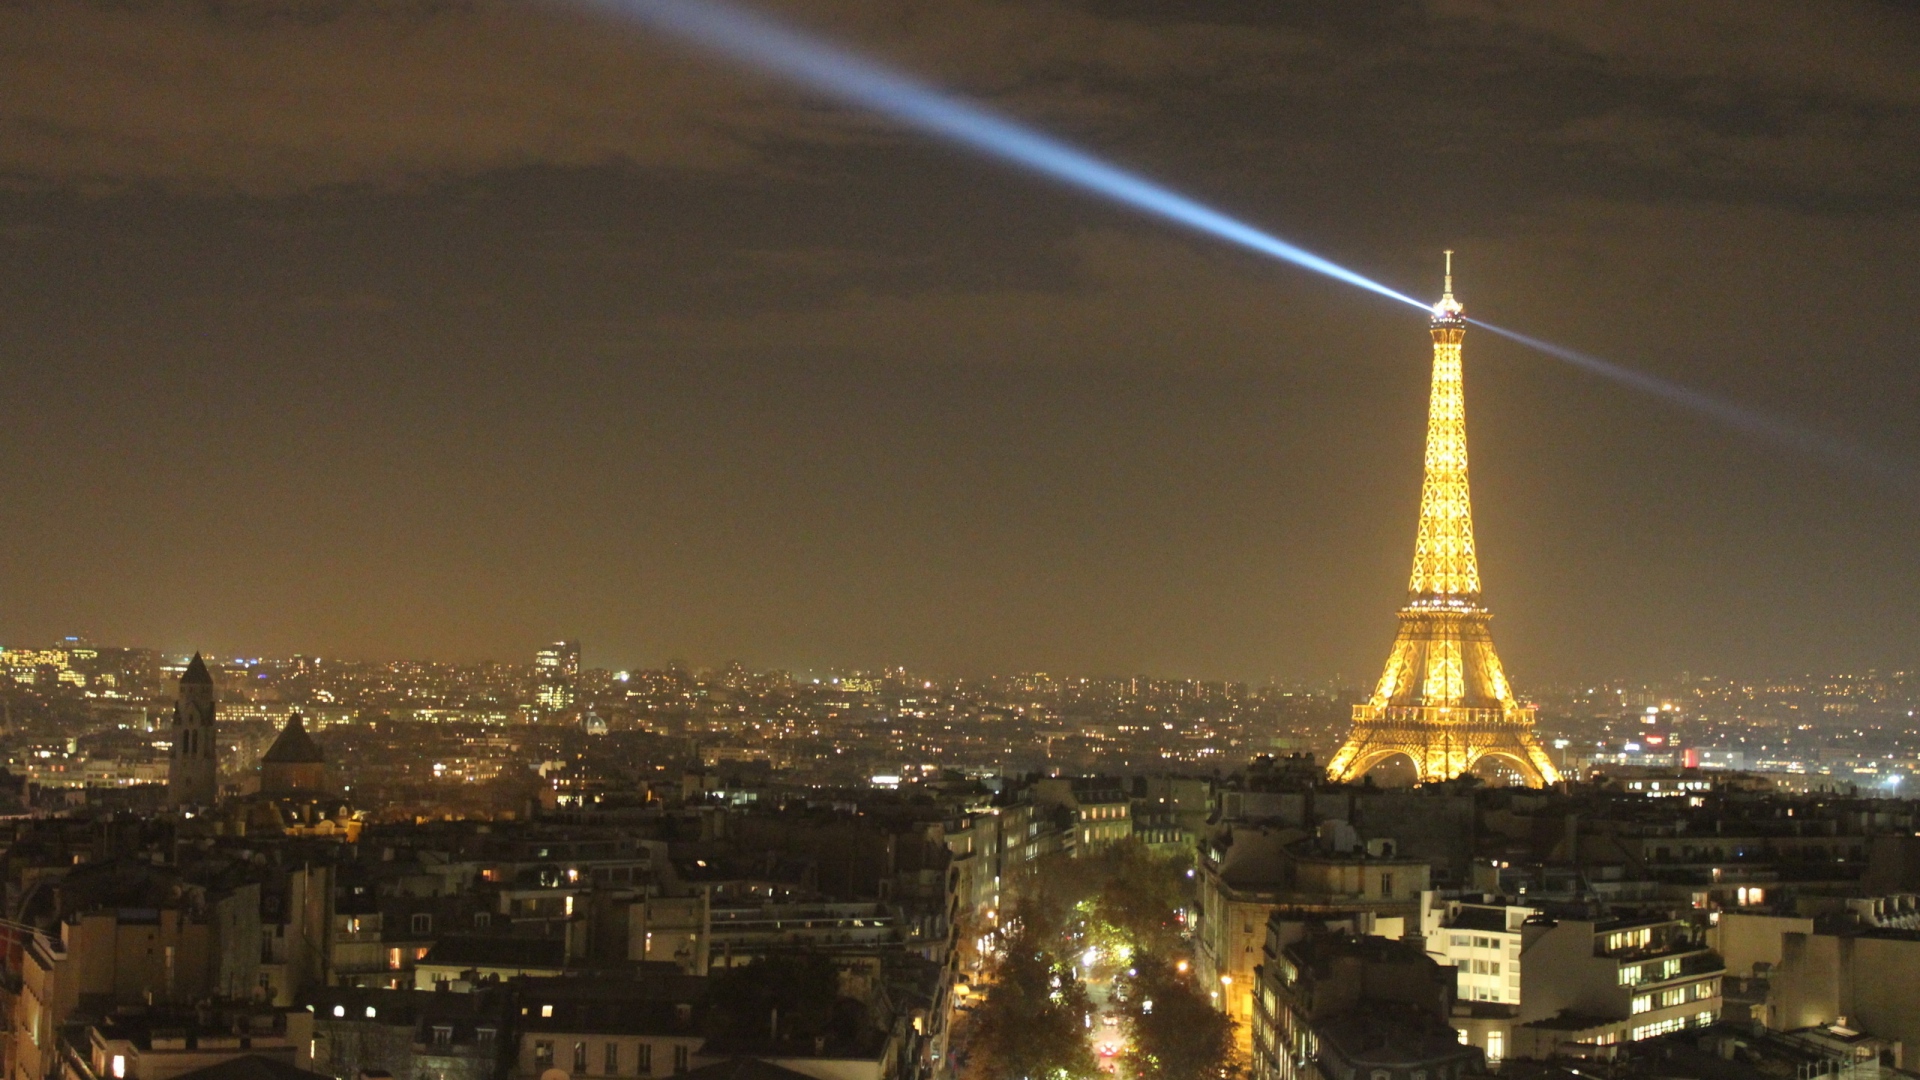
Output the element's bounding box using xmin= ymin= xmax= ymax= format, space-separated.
xmin=0 ymin=0 xmax=1915 ymax=208
xmin=0 ymin=0 xmax=763 ymax=192
xmin=0 ymin=0 xmax=1274 ymax=193
xmin=1422 ymin=0 xmax=1920 ymax=205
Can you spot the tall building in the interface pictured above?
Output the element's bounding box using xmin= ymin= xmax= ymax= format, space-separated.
xmin=536 ymin=640 xmax=582 ymax=679
xmin=167 ymin=652 xmax=219 ymax=807
xmin=1326 ymin=256 xmax=1561 ymax=787
xmin=535 ymin=640 xmax=581 ymax=714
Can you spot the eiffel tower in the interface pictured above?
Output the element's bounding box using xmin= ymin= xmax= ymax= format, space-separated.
xmin=1326 ymin=254 xmax=1562 ymax=787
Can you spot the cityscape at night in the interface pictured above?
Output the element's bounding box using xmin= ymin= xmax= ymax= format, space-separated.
xmin=3 ymin=1 xmax=1920 ymax=1079
xmin=7 ymin=643 xmax=1920 ymax=810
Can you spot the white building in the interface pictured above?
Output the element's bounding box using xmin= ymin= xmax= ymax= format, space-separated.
xmin=1419 ymin=892 xmax=1537 ymax=1006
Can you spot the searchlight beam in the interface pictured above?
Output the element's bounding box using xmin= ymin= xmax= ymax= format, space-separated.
xmin=603 ymin=0 xmax=1898 ymax=481
xmin=601 ymin=0 xmax=1424 ymax=309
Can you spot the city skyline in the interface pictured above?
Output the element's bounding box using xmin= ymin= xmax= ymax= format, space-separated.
xmin=9 ymin=7 xmax=1920 ymax=1080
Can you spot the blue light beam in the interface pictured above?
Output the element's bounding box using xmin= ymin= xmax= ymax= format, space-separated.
xmin=603 ymin=0 xmax=1906 ymax=483
xmin=1471 ymin=319 xmax=1910 ymax=484
xmin=599 ymin=0 xmax=1426 ymax=310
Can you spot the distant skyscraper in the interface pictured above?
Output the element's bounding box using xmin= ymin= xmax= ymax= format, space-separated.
xmin=536 ymin=640 xmax=581 ymax=714
xmin=536 ymin=640 xmax=582 ymax=679
xmin=167 ymin=652 xmax=219 ymax=807
xmin=1326 ymin=257 xmax=1561 ymax=787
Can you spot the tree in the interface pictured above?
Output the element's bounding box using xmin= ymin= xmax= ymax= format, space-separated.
xmin=1117 ymin=952 xmax=1239 ymax=1080
xmin=1092 ymin=841 xmax=1189 ymax=955
xmin=1007 ymin=841 xmax=1189 ymax=955
xmin=705 ymin=953 xmax=867 ymax=1052
xmin=959 ymin=925 xmax=1099 ymax=1080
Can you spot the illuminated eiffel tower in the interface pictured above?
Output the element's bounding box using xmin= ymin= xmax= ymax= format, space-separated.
xmin=1326 ymin=254 xmax=1562 ymax=787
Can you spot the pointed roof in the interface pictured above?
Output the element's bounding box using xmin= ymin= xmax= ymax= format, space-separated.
xmin=262 ymin=713 xmax=324 ymax=764
xmin=181 ymin=652 xmax=213 ymax=686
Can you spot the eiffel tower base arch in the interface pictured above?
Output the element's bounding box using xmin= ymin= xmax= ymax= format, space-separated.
xmin=1325 ymin=705 xmax=1561 ymax=787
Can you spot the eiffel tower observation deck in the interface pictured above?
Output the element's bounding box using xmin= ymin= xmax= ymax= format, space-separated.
xmin=1326 ymin=254 xmax=1562 ymax=787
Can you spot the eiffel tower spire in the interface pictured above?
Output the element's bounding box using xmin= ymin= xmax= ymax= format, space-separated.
xmin=1408 ymin=248 xmax=1480 ymax=606
xmin=1327 ymin=255 xmax=1561 ymax=787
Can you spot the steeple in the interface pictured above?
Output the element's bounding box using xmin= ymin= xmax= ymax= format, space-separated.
xmin=168 ymin=651 xmax=219 ymax=808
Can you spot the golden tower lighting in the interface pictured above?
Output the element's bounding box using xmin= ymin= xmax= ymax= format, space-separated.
xmin=1326 ymin=253 xmax=1562 ymax=787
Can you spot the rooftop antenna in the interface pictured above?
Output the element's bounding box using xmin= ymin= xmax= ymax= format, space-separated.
xmin=1443 ymin=249 xmax=1455 ymax=301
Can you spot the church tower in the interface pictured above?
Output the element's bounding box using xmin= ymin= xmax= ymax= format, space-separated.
xmin=1325 ymin=255 xmax=1562 ymax=787
xmin=167 ymin=653 xmax=219 ymax=807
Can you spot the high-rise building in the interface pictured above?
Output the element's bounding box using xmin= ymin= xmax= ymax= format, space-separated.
xmin=167 ymin=652 xmax=219 ymax=807
xmin=1326 ymin=256 xmax=1561 ymax=787
xmin=536 ymin=640 xmax=581 ymax=714
xmin=536 ymin=640 xmax=582 ymax=680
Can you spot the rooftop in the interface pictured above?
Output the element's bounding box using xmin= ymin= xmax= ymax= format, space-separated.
xmin=1315 ymin=1005 xmax=1481 ymax=1069
xmin=419 ymin=936 xmax=567 ymax=969
xmin=171 ymin=1057 xmax=331 ymax=1080
xmin=262 ymin=714 xmax=324 ymax=765
xmin=1446 ymin=907 xmax=1516 ymax=933
xmin=680 ymin=1061 xmax=821 ymax=1080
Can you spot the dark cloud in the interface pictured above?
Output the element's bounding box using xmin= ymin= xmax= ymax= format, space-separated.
xmin=4 ymin=0 xmax=1917 ymax=206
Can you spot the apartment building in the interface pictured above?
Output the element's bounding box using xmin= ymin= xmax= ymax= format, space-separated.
xmin=1513 ymin=915 xmax=1724 ymax=1055
xmin=1418 ymin=894 xmax=1538 ymax=1006
xmin=1250 ymin=928 xmax=1483 ymax=1080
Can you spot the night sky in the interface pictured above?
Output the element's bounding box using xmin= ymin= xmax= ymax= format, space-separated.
xmin=0 ymin=0 xmax=1916 ymax=682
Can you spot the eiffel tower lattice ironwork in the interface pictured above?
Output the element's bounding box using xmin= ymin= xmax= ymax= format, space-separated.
xmin=1326 ymin=254 xmax=1562 ymax=787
